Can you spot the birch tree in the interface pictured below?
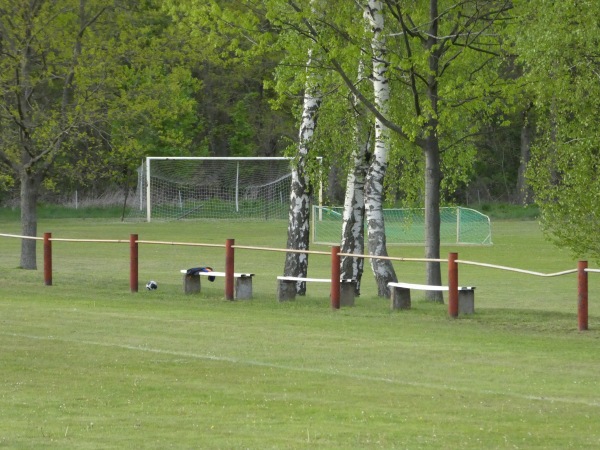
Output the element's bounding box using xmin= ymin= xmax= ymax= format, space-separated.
xmin=272 ymin=0 xmax=356 ymax=294
xmin=282 ymin=50 xmax=322 ymax=294
xmin=178 ymin=1 xmax=513 ymax=299
xmin=305 ymin=1 xmax=397 ymax=297
xmin=304 ymin=1 xmax=512 ymax=301
xmin=169 ymin=0 xmax=325 ymax=294
xmin=363 ymin=0 xmax=397 ymax=296
xmin=516 ymin=103 xmax=534 ymax=205
xmin=339 ymin=66 xmax=370 ymax=295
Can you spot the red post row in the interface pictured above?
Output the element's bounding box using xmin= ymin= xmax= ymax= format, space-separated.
xmin=330 ymin=246 xmax=341 ymax=309
xmin=578 ymin=260 xmax=588 ymax=331
xmin=44 ymin=232 xmax=52 ymax=286
xmin=448 ymin=252 xmax=459 ymax=318
xmin=225 ymin=238 xmax=235 ymax=300
xmin=130 ymin=234 xmax=138 ymax=293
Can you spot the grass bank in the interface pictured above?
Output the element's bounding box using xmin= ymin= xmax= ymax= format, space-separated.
xmin=1 ymin=217 xmax=598 ymax=448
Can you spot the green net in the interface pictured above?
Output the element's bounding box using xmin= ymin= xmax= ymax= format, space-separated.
xmin=312 ymin=206 xmax=492 ymax=245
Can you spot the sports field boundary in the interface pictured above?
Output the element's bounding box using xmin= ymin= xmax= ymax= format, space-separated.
xmin=0 ymin=231 xmax=594 ymax=330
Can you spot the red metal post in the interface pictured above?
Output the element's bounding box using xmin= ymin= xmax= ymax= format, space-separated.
xmin=130 ymin=234 xmax=138 ymax=293
xmin=225 ymin=239 xmax=235 ymax=300
xmin=448 ymin=252 xmax=459 ymax=317
xmin=578 ymin=260 xmax=588 ymax=331
xmin=331 ymin=246 xmax=341 ymax=309
xmin=43 ymin=232 xmax=52 ymax=286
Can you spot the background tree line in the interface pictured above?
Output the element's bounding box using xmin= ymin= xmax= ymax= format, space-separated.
xmin=2 ymin=0 xmax=599 ymax=269
xmin=0 ymin=0 xmax=525 ymax=208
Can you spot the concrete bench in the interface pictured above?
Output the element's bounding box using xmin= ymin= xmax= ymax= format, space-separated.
xmin=277 ymin=276 xmax=356 ymax=306
xmin=180 ymin=270 xmax=254 ymax=299
xmin=387 ymin=282 xmax=475 ymax=313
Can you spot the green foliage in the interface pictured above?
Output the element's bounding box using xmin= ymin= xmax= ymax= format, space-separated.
xmin=0 ymin=172 xmax=15 ymax=199
xmin=228 ymin=95 xmax=258 ymax=156
xmin=109 ymin=65 xmax=201 ymax=155
xmin=513 ymin=0 xmax=600 ymax=261
xmin=264 ymin=1 xmax=516 ymax=207
xmin=163 ymin=0 xmax=293 ymax=158
xmin=469 ymin=115 xmax=525 ymax=202
xmin=478 ymin=202 xmax=539 ymax=220
xmin=0 ymin=0 xmax=206 ymax=204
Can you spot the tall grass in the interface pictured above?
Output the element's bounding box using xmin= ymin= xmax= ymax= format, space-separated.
xmin=1 ymin=216 xmax=599 ymax=448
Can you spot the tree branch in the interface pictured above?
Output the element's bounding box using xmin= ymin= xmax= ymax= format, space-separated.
xmin=286 ymin=0 xmax=423 ymax=146
xmin=330 ymin=58 xmax=423 ymax=146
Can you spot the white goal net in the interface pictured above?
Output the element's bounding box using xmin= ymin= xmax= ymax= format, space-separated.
xmin=127 ymin=157 xmax=293 ymax=221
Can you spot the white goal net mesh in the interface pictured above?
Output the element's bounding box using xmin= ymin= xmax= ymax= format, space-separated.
xmin=127 ymin=157 xmax=293 ymax=221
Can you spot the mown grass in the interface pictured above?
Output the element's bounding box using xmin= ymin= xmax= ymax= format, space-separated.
xmin=1 ymin=214 xmax=600 ymax=448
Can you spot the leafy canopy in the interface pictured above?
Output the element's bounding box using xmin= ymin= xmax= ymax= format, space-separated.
xmin=514 ymin=0 xmax=600 ymax=261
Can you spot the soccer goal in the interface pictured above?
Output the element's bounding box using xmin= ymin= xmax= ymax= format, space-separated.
xmin=312 ymin=206 xmax=492 ymax=245
xmin=127 ymin=157 xmax=295 ymax=222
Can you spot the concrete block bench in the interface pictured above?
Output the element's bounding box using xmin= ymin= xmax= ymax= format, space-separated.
xmin=387 ymin=282 xmax=475 ymax=313
xmin=277 ymin=276 xmax=356 ymax=306
xmin=181 ymin=270 xmax=254 ymax=299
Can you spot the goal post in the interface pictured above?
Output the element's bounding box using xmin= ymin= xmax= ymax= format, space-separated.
xmin=127 ymin=156 xmax=323 ymax=222
xmin=312 ymin=206 xmax=492 ymax=245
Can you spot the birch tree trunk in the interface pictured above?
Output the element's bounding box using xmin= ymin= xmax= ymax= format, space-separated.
xmin=339 ymin=95 xmax=370 ymax=295
xmin=364 ymin=0 xmax=397 ymax=297
xmin=283 ymin=55 xmax=322 ymax=295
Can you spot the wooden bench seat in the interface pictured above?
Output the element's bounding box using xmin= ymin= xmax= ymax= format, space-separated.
xmin=277 ymin=276 xmax=356 ymax=306
xmin=387 ymin=282 xmax=475 ymax=313
xmin=181 ymin=270 xmax=254 ymax=299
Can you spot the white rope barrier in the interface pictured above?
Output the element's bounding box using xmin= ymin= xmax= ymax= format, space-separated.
xmin=0 ymin=232 xmax=591 ymax=278
xmin=457 ymin=259 xmax=578 ymax=277
xmin=234 ymin=245 xmax=330 ymax=256
xmin=338 ymin=253 xmax=445 ymax=263
xmin=49 ymin=238 xmax=128 ymax=243
xmin=0 ymin=233 xmax=43 ymax=240
xmin=138 ymin=240 xmax=224 ymax=248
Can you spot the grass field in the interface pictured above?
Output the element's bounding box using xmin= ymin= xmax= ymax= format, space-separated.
xmin=1 ymin=215 xmax=600 ymax=448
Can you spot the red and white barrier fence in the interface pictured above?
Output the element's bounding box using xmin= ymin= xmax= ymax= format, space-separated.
xmin=0 ymin=231 xmax=593 ymax=329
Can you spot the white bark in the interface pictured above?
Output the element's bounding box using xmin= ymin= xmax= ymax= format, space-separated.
xmin=340 ymin=61 xmax=370 ymax=295
xmin=363 ymin=0 xmax=397 ymax=297
xmin=283 ymin=52 xmax=322 ymax=295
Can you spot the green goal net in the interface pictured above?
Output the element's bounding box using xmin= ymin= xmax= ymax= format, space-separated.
xmin=312 ymin=206 xmax=492 ymax=245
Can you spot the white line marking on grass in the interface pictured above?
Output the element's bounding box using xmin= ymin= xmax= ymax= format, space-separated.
xmin=5 ymin=332 xmax=600 ymax=408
